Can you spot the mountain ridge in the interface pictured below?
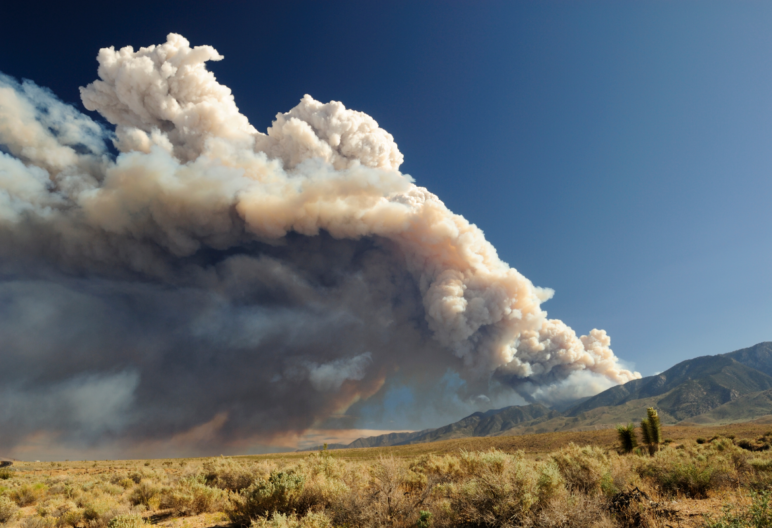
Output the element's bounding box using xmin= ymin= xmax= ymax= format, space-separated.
xmin=300 ymin=342 xmax=772 ymax=451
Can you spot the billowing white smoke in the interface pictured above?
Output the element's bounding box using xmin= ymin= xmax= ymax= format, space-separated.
xmin=0 ymin=34 xmax=639 ymax=453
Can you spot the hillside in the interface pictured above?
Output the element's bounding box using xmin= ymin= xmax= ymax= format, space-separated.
xmin=407 ymin=403 xmax=556 ymax=444
xmin=686 ymin=388 xmax=772 ymax=424
xmin=308 ymin=342 xmax=772 ymax=451
xmin=567 ymin=342 xmax=772 ymax=420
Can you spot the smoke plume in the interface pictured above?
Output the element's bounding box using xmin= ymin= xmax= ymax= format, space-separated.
xmin=0 ymin=34 xmax=639 ymax=457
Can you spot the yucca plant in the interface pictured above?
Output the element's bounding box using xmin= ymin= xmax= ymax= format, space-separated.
xmin=639 ymin=408 xmax=662 ymax=455
xmin=616 ymin=423 xmax=638 ymax=454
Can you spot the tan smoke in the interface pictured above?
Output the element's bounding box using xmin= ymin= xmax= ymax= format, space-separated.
xmin=2 ymin=33 xmax=639 ymax=429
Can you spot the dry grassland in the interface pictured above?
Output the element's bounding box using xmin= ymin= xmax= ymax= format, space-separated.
xmin=1 ymin=423 xmax=772 ymax=528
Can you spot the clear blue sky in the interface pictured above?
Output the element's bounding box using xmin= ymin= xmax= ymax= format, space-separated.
xmin=1 ymin=0 xmax=770 ymax=379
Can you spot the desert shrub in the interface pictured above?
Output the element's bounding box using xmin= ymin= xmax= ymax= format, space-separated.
xmin=446 ymin=453 xmax=539 ymax=528
xmin=77 ymin=494 xmax=134 ymax=528
xmin=128 ymin=482 xmax=159 ymax=509
xmin=0 ymin=469 xmax=13 ymax=481
xmin=750 ymin=459 xmax=772 ymax=473
xmin=21 ymin=517 xmax=57 ymax=528
xmin=127 ymin=473 xmax=142 ymax=485
xmin=116 ymin=479 xmax=134 ymax=490
xmin=609 ymin=454 xmax=642 ymax=494
xmin=417 ymin=510 xmax=432 ymax=528
xmin=228 ymin=470 xmax=306 ymax=526
xmin=366 ymin=456 xmax=417 ymax=527
xmin=83 ymin=506 xmax=102 ymax=523
xmin=738 ymin=439 xmax=771 ymax=452
xmin=638 ymin=449 xmax=726 ymax=498
xmin=551 ymin=444 xmax=610 ymax=494
xmin=703 ymin=490 xmax=771 ymax=528
xmin=95 ymin=482 xmax=125 ymax=496
xmin=319 ymin=462 xmax=371 ymax=528
xmin=10 ymin=483 xmax=48 ymax=506
xmin=159 ymin=475 xmax=226 ymax=515
xmin=535 ymin=462 xmax=564 ymax=504
xmin=59 ymin=508 xmax=85 ymax=527
xmin=697 ymin=438 xmax=707 ymax=445
xmin=0 ymin=495 xmax=19 ymax=524
xmin=107 ymin=514 xmax=144 ymax=528
xmin=36 ymin=497 xmax=77 ymax=520
xmin=250 ymin=511 xmax=332 ymax=528
xmin=533 ymin=493 xmax=615 ymax=528
xmin=459 ymin=449 xmax=511 ymax=477
xmin=410 ymin=454 xmax=464 ymax=483
xmin=203 ymin=457 xmax=256 ymax=492
xmin=296 ymin=470 xmax=349 ymax=513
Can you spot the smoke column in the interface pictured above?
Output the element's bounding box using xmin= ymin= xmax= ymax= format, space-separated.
xmin=0 ymin=34 xmax=639 ymax=457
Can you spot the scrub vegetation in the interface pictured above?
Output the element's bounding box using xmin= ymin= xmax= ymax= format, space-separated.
xmin=3 ymin=427 xmax=772 ymax=528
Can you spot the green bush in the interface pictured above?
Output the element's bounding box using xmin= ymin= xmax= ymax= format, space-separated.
xmin=228 ymin=470 xmax=306 ymax=526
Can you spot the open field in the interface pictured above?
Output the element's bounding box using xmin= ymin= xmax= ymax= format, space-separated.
xmin=2 ymin=423 xmax=772 ymax=527
xmin=254 ymin=419 xmax=772 ymax=461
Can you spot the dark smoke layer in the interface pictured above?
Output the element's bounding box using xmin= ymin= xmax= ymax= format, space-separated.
xmin=0 ymin=34 xmax=639 ymax=457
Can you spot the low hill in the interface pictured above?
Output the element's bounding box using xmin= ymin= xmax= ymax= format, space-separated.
xmin=687 ymin=389 xmax=772 ymax=425
xmin=348 ymin=431 xmax=428 ymax=449
xmin=303 ymin=403 xmax=554 ymax=451
xmin=407 ymin=403 xmax=556 ymax=444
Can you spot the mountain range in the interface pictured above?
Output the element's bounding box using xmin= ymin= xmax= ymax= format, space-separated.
xmin=306 ymin=342 xmax=772 ymax=451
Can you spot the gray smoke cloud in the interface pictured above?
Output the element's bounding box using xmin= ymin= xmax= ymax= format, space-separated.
xmin=0 ymin=34 xmax=639 ymax=458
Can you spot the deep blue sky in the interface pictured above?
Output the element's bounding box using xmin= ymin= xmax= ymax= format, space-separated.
xmin=2 ymin=0 xmax=770 ymax=377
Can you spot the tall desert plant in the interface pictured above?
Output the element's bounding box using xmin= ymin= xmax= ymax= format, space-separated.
xmin=616 ymin=423 xmax=638 ymax=454
xmin=639 ymin=408 xmax=662 ymax=455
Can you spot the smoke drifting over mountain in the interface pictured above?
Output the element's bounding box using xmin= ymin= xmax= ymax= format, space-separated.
xmin=0 ymin=34 xmax=640 ymax=457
